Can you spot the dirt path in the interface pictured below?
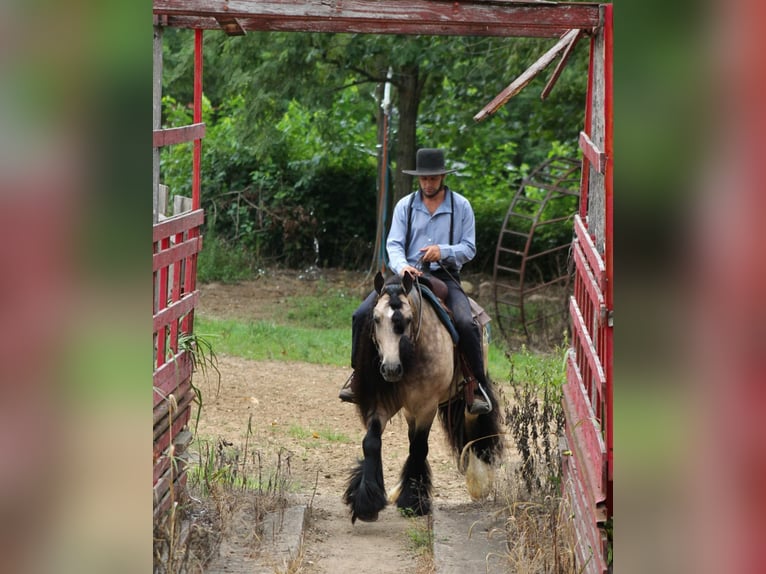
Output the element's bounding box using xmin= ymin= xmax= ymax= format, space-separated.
xmin=194 ymin=355 xmax=480 ymax=573
xmin=191 ymin=272 xmax=493 ymax=573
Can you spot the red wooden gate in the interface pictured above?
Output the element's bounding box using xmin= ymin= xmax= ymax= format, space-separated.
xmin=561 ymin=5 xmax=613 ymax=573
xmin=152 ymin=29 xmax=205 ymax=519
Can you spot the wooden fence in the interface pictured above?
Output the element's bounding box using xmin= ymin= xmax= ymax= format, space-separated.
xmin=153 ymin=207 xmax=203 ymax=518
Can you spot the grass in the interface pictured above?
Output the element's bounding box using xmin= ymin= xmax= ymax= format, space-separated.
xmin=194 ymin=314 xmax=528 ymax=378
xmin=195 ymin=317 xmax=351 ymax=365
xmin=285 ymin=424 xmax=352 ymax=444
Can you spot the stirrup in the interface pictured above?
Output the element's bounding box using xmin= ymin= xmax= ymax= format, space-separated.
xmin=468 ymin=383 xmax=492 ymax=415
xmin=339 ymin=372 xmax=357 ymax=403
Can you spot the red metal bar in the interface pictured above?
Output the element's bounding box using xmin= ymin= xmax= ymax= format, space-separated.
xmin=153 ymin=122 xmax=206 ymax=147
xmin=603 ymin=2 xmax=614 ymax=513
xmin=192 ymin=29 xmax=202 ymax=211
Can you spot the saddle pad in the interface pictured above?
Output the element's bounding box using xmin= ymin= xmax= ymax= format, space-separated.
xmin=419 ymin=285 xmax=460 ymax=344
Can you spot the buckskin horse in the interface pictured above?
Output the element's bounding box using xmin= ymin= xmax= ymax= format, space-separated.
xmin=343 ymin=271 xmax=503 ymax=523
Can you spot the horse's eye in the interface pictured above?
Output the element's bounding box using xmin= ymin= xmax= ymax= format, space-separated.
xmin=373 ymin=315 xmax=380 ymax=324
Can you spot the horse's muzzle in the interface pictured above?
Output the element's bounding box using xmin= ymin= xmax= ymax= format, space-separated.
xmin=380 ymin=361 xmax=403 ymax=382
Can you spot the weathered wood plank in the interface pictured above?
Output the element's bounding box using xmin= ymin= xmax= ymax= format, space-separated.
xmin=153 ymin=122 xmax=206 ymax=147
xmin=215 ymin=15 xmax=246 ymax=35
xmin=154 ymin=388 xmax=196 ymax=442
xmin=569 ymin=297 xmax=607 ymax=390
xmin=561 ymin=441 xmax=608 ymax=573
xmin=153 ymin=0 xmax=601 ymax=38
xmin=573 ymin=239 xmax=605 ymax=313
xmin=153 ymin=291 xmax=199 ymax=334
xmin=153 ymin=471 xmax=189 ymax=518
xmin=563 ymin=352 xmax=606 ymax=505
xmin=153 ymin=236 xmax=203 ymax=272
xmin=153 ymin=208 xmax=204 ymax=243
xmin=574 ymin=214 xmax=605 ymax=286
xmin=541 ymin=28 xmax=583 ymax=100
xmin=153 ymin=408 xmax=191 ymax=460
xmin=474 ymin=29 xmax=580 ymax=121
xmin=153 ymin=379 xmax=193 ymax=425
xmin=579 ymin=130 xmax=606 ymax=174
xmin=154 ymin=350 xmax=193 ymax=404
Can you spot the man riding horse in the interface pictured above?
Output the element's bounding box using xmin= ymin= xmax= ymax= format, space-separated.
xmin=340 ymin=148 xmax=492 ymax=416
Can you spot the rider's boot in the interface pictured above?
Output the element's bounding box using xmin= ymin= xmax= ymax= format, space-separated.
xmin=338 ymin=371 xmax=358 ymax=403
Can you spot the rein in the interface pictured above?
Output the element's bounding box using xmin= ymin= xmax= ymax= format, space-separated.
xmin=411 ymin=279 xmax=424 ymax=344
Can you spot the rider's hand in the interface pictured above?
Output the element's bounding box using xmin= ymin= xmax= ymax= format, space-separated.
xmin=419 ymin=245 xmax=441 ymax=263
xmin=400 ymin=265 xmax=422 ymax=278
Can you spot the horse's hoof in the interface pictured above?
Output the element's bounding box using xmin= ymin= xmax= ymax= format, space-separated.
xmin=352 ymin=511 xmax=380 ymax=523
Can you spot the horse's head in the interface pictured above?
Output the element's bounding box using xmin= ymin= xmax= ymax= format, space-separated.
xmin=372 ymin=271 xmax=418 ymax=382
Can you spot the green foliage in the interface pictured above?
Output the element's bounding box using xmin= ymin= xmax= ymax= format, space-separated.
xmin=161 ymin=30 xmax=588 ymax=275
xmin=196 ymin=233 xmax=259 ymax=283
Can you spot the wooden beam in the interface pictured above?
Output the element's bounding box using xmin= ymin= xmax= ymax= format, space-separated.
xmin=474 ymin=28 xmax=579 ymax=122
xmin=215 ymin=15 xmax=246 ymax=35
xmin=540 ymin=28 xmax=583 ymax=100
xmin=153 ymin=208 xmax=204 ymax=242
xmin=153 ymin=0 xmax=602 ymax=38
xmin=578 ymin=130 xmax=606 ymax=174
xmin=153 ymin=122 xmax=206 ymax=148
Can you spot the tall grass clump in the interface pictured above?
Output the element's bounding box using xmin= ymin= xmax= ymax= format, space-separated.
xmin=500 ymin=345 xmax=576 ymax=573
xmin=197 ymin=232 xmax=260 ymax=283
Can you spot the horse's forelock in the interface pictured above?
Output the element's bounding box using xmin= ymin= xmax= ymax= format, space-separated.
xmin=391 ymin=309 xmax=407 ymax=335
xmin=384 ymin=285 xmax=404 ymax=309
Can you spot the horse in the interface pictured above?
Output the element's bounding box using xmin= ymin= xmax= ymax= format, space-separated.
xmin=343 ymin=271 xmax=503 ymax=523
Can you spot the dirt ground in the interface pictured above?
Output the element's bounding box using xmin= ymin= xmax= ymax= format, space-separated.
xmin=191 ymin=269 xmax=501 ymax=573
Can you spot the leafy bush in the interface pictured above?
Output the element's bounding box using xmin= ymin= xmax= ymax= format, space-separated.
xmin=197 ymin=233 xmax=258 ymax=283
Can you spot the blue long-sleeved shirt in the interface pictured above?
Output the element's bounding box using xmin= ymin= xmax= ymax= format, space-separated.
xmin=386 ymin=187 xmax=476 ymax=275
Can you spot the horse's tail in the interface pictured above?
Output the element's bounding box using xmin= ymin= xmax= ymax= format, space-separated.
xmin=438 ymin=376 xmax=503 ymax=467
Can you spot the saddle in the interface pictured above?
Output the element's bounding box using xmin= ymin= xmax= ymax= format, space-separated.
xmin=416 ymin=275 xmax=492 ymax=410
xmin=416 ymin=275 xmax=459 ymax=344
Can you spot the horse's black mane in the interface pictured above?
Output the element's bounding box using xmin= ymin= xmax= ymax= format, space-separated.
xmin=350 ymin=274 xmax=422 ymax=418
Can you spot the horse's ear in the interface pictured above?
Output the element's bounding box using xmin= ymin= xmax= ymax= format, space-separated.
xmin=374 ymin=271 xmax=385 ymax=294
xmin=401 ymin=271 xmax=413 ymax=294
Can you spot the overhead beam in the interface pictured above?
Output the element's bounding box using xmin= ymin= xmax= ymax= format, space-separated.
xmin=153 ymin=0 xmax=602 ymax=38
xmin=474 ymin=28 xmax=580 ymax=121
xmin=215 ymin=15 xmax=246 ymax=35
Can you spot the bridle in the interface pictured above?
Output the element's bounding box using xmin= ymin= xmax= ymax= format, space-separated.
xmin=374 ymin=279 xmax=424 ymax=346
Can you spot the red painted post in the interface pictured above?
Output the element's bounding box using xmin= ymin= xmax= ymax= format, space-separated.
xmin=603 ymin=2 xmax=614 ymax=518
xmin=183 ymin=28 xmax=203 ymax=336
xmin=192 ymin=29 xmax=202 ymax=211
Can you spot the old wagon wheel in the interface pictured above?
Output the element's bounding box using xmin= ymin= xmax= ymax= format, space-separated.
xmin=492 ymin=157 xmax=581 ymax=348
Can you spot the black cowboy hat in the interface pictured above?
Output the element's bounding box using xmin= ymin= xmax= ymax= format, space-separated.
xmin=401 ymin=148 xmax=457 ymax=176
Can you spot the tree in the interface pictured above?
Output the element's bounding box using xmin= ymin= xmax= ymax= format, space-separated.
xmin=160 ymin=30 xmax=588 ymax=273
